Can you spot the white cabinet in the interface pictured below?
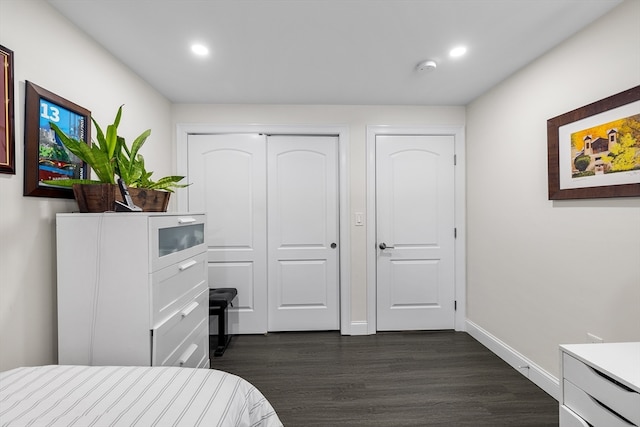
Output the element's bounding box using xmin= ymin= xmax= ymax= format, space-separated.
xmin=559 ymin=342 xmax=640 ymax=427
xmin=56 ymin=212 xmax=209 ymax=368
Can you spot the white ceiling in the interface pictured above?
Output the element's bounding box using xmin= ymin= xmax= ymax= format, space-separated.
xmin=48 ymin=0 xmax=622 ymax=106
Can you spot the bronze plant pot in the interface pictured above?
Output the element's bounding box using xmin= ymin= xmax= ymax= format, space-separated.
xmin=72 ymin=183 xmax=170 ymax=213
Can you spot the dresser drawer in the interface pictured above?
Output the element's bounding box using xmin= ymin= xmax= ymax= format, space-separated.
xmin=168 ymin=322 xmax=209 ymax=369
xmin=151 ymin=252 xmax=207 ymax=327
xmin=560 ymin=405 xmax=590 ymax=427
xmin=564 ymin=380 xmax=637 ymax=427
xmin=152 ymin=289 xmax=208 ymax=366
xmin=150 ymin=214 xmax=206 ymax=272
xmin=563 ymin=353 xmax=640 ymax=425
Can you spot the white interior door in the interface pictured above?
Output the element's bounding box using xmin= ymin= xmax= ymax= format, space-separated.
xmin=376 ymin=135 xmax=455 ymax=331
xmin=187 ymin=134 xmax=268 ymax=334
xmin=267 ymin=136 xmax=339 ymax=331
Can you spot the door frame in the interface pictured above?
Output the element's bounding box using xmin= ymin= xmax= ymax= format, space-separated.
xmin=366 ymin=125 xmax=466 ymax=334
xmin=176 ymin=123 xmax=352 ymax=334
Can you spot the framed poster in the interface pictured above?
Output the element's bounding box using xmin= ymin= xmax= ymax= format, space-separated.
xmin=547 ymin=85 xmax=640 ymax=200
xmin=1 ymin=44 xmax=15 ymax=174
xmin=24 ymin=81 xmax=91 ymax=198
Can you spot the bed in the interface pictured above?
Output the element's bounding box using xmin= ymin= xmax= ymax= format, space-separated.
xmin=0 ymin=365 xmax=283 ymax=426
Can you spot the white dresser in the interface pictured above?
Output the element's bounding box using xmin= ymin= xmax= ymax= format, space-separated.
xmin=560 ymin=342 xmax=640 ymax=427
xmin=56 ymin=212 xmax=209 ymax=368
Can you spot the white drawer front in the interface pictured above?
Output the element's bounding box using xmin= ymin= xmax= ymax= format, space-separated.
xmin=564 ymin=353 xmax=640 ymax=425
xmin=169 ymin=320 xmax=208 ymax=368
xmin=150 ymin=215 xmax=206 ymax=272
xmin=176 ymin=324 xmax=209 ymax=369
xmin=152 ymin=289 xmax=208 ymax=366
xmin=151 ymin=252 xmax=207 ymax=327
xmin=564 ymin=380 xmax=637 ymax=427
xmin=560 ymin=405 xmax=590 ymax=427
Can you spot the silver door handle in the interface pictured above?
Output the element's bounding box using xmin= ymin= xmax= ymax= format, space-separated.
xmin=379 ymin=242 xmax=394 ymax=250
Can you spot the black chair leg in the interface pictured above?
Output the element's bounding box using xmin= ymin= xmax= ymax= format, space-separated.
xmin=209 ymin=288 xmax=237 ymax=358
xmin=214 ymin=307 xmax=231 ymax=357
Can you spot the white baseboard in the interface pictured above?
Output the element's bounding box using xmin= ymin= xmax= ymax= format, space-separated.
xmin=466 ymin=320 xmax=560 ymax=401
xmin=348 ymin=321 xmax=369 ymax=336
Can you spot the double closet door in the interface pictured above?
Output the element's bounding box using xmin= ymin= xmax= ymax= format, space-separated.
xmin=187 ymin=134 xmax=339 ymax=334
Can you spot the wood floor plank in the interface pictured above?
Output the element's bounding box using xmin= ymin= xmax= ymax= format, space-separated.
xmin=211 ymin=331 xmax=558 ymax=426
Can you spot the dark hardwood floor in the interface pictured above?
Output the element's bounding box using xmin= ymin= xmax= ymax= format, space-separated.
xmin=211 ymin=331 xmax=558 ymax=427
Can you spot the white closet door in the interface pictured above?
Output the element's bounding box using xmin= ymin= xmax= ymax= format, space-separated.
xmin=376 ymin=135 xmax=455 ymax=331
xmin=187 ymin=134 xmax=268 ymax=334
xmin=267 ymin=136 xmax=340 ymax=331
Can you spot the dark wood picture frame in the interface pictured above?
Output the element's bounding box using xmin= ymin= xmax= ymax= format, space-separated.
xmin=547 ymin=85 xmax=640 ymax=200
xmin=1 ymin=44 xmax=15 ymax=174
xmin=24 ymin=81 xmax=91 ymax=198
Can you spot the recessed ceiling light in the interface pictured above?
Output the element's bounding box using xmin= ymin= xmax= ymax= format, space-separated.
xmin=449 ymin=46 xmax=467 ymax=58
xmin=191 ymin=44 xmax=209 ymax=56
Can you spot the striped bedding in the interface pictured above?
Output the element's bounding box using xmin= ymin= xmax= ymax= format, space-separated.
xmin=0 ymin=365 xmax=282 ymax=427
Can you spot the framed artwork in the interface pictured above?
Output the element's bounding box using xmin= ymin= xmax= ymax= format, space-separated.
xmin=547 ymin=85 xmax=640 ymax=200
xmin=1 ymin=44 xmax=15 ymax=174
xmin=24 ymin=81 xmax=91 ymax=198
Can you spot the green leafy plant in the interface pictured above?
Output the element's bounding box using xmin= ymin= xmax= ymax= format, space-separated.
xmin=46 ymin=106 xmax=187 ymax=192
xmin=574 ymin=155 xmax=591 ymax=172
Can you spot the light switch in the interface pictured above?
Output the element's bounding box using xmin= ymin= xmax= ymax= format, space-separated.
xmin=354 ymin=212 xmax=364 ymax=226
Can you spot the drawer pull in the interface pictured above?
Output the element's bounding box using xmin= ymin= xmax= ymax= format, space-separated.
xmin=590 ymin=395 xmax=635 ymax=426
xmin=592 ymin=367 xmax=635 ymax=393
xmin=181 ymin=301 xmax=199 ymax=318
xmin=179 ymin=260 xmax=197 ymax=271
xmin=178 ymin=217 xmax=197 ymax=224
xmin=178 ymin=343 xmax=198 ymax=366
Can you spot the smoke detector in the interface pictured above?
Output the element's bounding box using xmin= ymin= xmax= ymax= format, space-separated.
xmin=416 ymin=60 xmax=437 ymax=72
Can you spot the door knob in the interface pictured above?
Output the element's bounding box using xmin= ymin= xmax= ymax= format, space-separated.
xmin=379 ymin=242 xmax=394 ymax=250
xmin=331 ymin=243 xmax=337 ymax=249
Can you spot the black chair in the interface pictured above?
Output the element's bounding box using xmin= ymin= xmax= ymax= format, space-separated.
xmin=209 ymin=288 xmax=237 ymax=357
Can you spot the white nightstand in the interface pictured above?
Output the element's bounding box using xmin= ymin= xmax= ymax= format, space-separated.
xmin=559 ymin=342 xmax=640 ymax=427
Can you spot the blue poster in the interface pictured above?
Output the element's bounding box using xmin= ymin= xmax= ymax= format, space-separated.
xmin=38 ymin=98 xmax=86 ymax=183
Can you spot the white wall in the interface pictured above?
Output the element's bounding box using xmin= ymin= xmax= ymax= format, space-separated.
xmin=466 ymin=0 xmax=640 ymax=380
xmin=0 ymin=0 xmax=172 ymax=371
xmin=171 ymin=105 xmax=466 ymax=323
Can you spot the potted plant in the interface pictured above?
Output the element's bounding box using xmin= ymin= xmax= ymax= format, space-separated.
xmin=46 ymin=106 xmax=187 ymax=212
